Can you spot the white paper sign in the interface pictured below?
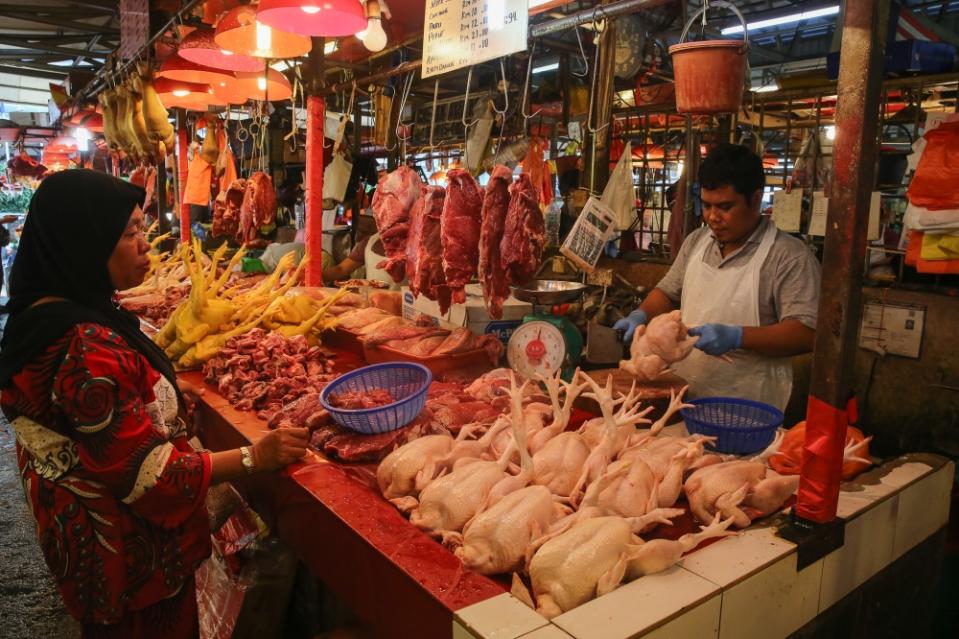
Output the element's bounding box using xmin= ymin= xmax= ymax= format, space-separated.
xmin=859 ymin=301 xmax=925 ymax=359
xmin=809 ymin=190 xmax=828 ymax=236
xmin=423 ymin=0 xmax=529 ymax=78
xmin=772 ymin=189 xmax=803 ymax=233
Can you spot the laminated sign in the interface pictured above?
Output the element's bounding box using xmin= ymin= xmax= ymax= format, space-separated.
xmin=423 ymin=0 xmax=528 ymax=78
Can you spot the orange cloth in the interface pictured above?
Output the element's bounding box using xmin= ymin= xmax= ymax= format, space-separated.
xmin=905 ymin=229 xmax=959 ymax=274
xmin=184 ymin=155 xmax=212 ymax=207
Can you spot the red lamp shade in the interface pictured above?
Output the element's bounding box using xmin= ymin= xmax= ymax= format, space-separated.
xmin=47 ymin=136 xmax=78 ymax=153
xmin=158 ymin=54 xmax=238 ymax=87
xmin=80 ymin=113 xmax=104 ymax=133
xmin=214 ymin=5 xmax=312 ymax=59
xmin=214 ymin=68 xmax=293 ymax=103
xmin=256 ymin=0 xmax=366 ymax=37
xmin=177 ymin=27 xmax=265 ymax=72
xmin=155 ymin=77 xmax=226 ymax=110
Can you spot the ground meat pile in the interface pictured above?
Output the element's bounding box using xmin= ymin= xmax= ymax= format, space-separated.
xmin=328 ymin=388 xmax=396 ymax=410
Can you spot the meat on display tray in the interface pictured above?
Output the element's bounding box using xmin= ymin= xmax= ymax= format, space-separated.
xmin=324 ymin=326 xmax=493 ymax=375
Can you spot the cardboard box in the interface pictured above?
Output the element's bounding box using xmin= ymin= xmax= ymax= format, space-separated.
xmin=401 ymin=283 xmax=532 ymax=346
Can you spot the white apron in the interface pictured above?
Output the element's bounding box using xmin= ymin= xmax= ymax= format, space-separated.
xmin=670 ymin=222 xmax=793 ymax=410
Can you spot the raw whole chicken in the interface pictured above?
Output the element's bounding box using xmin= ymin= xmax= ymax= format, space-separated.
xmin=521 ymin=514 xmax=671 ymax=619
xmin=644 ymin=310 xmax=698 ymax=362
xmin=453 ymin=485 xmax=568 ymax=575
xmin=377 ymin=433 xmax=457 ymax=503
xmin=625 ymin=514 xmax=736 ymax=579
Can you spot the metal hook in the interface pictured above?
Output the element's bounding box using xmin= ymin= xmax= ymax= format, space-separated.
xmin=427 ymin=79 xmax=448 ymax=152
xmin=461 ymin=66 xmax=481 ymax=168
xmin=491 ymin=58 xmax=510 ymax=159
xmin=572 ymin=26 xmax=589 ymax=78
xmin=521 ymin=42 xmax=543 ymax=126
xmin=586 ymin=21 xmax=610 ymax=135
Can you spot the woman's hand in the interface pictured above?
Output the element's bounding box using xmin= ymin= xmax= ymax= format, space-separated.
xmin=252 ymin=428 xmax=310 ymax=471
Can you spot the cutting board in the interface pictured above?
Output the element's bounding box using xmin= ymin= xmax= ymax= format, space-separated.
xmin=575 ymin=368 xmax=689 ymax=422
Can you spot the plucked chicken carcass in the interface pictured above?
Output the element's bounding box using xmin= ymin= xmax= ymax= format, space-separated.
xmin=478 ymin=164 xmax=513 ymax=318
xmin=405 ymin=185 xmax=452 ymax=313
xmin=372 ymin=165 xmax=423 ymax=282
xmin=500 ymin=172 xmax=546 ymax=286
xmin=238 ymin=172 xmax=277 ymax=247
xmin=620 ymin=311 xmax=697 ymax=381
xmin=212 ymin=178 xmax=247 ymax=238
xmin=454 ymin=485 xmax=569 ymax=575
xmin=441 ymin=168 xmax=484 ymax=304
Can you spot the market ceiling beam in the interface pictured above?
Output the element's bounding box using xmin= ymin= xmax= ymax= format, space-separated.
xmin=0 ymin=63 xmax=68 ymax=79
xmin=0 ymin=12 xmax=119 ymax=35
xmin=0 ymin=36 xmax=110 ymax=58
xmin=787 ymin=0 xmax=890 ymax=544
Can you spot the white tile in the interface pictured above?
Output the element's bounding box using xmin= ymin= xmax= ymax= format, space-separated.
xmin=834 ymin=482 xmax=897 ymax=519
xmin=878 ymin=461 xmax=935 ymax=489
xmin=718 ymin=554 xmax=823 ymax=639
xmin=454 ymin=620 xmax=479 ymax=639
xmin=819 ymin=494 xmax=898 ymax=610
xmin=552 ymin=566 xmax=719 ymax=639
xmin=892 ymin=462 xmax=955 ymax=560
xmin=455 ymin=593 xmax=550 ymax=639
xmin=518 ymin=626 xmax=576 ymax=639
xmin=642 ymin=593 xmax=721 ymax=639
xmin=680 ymin=525 xmax=796 ymax=588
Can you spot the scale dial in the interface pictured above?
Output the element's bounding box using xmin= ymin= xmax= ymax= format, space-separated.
xmin=507 ymin=320 xmax=567 ymax=379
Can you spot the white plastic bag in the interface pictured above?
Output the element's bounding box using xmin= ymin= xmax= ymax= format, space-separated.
xmin=323 ymin=152 xmax=353 ymax=202
xmin=601 ymin=141 xmax=636 ymax=231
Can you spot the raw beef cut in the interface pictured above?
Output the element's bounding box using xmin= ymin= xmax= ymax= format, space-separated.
xmin=441 ymin=169 xmax=484 ymax=304
xmin=329 ymin=388 xmax=396 ymax=409
xmin=212 ymin=178 xmax=246 ymax=239
xmin=478 ymin=165 xmax=513 ymax=319
xmin=501 ymin=173 xmax=546 ymax=285
xmin=237 ymin=172 xmax=277 ymax=246
xmin=372 ymin=165 xmax=423 ymax=282
xmin=405 ymin=185 xmax=452 ymax=313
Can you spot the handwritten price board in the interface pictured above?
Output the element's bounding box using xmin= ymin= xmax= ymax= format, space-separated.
xmin=423 ymin=0 xmax=529 ymax=78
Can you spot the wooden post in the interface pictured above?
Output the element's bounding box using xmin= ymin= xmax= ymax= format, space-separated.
xmin=305 ymin=37 xmax=326 ymax=286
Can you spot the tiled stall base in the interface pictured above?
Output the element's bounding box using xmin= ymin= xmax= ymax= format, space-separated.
xmin=453 ymin=456 xmax=953 ymax=639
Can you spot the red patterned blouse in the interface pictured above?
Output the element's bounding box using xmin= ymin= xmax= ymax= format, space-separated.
xmin=0 ymin=323 xmax=212 ymax=624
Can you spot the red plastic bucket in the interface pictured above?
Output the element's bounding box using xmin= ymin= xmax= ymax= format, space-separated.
xmin=668 ymin=1 xmax=749 ymax=114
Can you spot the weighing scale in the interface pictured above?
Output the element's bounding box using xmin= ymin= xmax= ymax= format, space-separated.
xmin=507 ymin=280 xmax=587 ymax=380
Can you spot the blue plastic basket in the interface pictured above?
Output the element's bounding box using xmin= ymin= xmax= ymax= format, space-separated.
xmin=319 ymin=362 xmax=432 ymax=435
xmin=680 ymin=397 xmax=783 ymax=455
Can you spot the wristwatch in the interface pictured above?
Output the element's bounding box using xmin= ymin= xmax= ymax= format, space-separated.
xmin=240 ymin=446 xmax=256 ymax=475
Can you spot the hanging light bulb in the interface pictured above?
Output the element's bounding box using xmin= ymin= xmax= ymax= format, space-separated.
xmin=255 ymin=21 xmax=272 ymax=51
xmin=172 ymin=89 xmax=191 ymax=97
xmin=258 ymin=76 xmax=268 ymax=91
xmin=301 ymin=6 xmax=320 ymax=14
xmin=360 ymin=1 xmax=387 ymax=52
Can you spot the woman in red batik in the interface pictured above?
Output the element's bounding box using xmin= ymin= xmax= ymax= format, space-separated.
xmin=0 ymin=170 xmax=310 ymax=638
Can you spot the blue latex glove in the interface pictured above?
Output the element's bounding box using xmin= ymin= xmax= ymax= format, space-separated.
xmin=688 ymin=323 xmax=743 ymax=356
xmin=613 ymin=309 xmax=648 ymax=344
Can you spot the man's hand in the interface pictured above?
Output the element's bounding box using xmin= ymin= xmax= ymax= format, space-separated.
xmin=613 ymin=309 xmax=649 ymax=344
xmin=688 ymin=323 xmax=743 ymax=356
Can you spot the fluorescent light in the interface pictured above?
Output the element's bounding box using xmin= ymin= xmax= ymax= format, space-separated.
xmin=825 ymin=125 xmax=836 ymax=140
xmin=529 ymin=0 xmax=553 ymax=6
xmin=532 ymin=62 xmax=559 ymax=74
xmin=722 ymin=5 xmax=839 ymax=35
xmin=752 ymin=83 xmax=779 ymax=93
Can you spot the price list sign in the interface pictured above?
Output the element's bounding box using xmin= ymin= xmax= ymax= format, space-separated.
xmin=423 ymin=0 xmax=529 ymax=78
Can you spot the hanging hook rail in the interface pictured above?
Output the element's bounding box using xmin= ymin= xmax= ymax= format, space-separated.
xmin=461 ymin=66 xmax=480 ymax=168
xmin=572 ymin=26 xmax=589 ymax=78
xmin=427 ymin=79 xmax=449 ymax=152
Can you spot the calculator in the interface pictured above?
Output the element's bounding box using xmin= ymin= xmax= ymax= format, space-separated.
xmin=560 ymin=196 xmax=618 ymax=273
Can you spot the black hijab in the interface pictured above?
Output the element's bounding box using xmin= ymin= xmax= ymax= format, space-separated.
xmin=0 ymin=169 xmax=180 ymax=397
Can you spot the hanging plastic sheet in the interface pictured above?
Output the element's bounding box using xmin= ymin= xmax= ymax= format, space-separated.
xmin=601 ymin=141 xmax=636 ymax=231
xmin=907 ymin=120 xmax=959 ymax=210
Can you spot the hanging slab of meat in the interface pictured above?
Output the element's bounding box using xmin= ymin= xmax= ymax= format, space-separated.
xmin=405 ymin=185 xmax=453 ymax=312
xmin=441 ymin=168 xmax=484 ymax=304
xmin=500 ymin=172 xmax=546 ymax=286
xmin=478 ymin=164 xmax=513 ymax=319
xmin=237 ymin=172 xmax=277 ymax=247
xmin=372 ymin=165 xmax=423 ymax=283
xmin=212 ymin=178 xmax=247 ymax=239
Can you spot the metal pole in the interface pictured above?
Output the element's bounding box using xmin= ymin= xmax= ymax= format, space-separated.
xmin=794 ymin=0 xmax=889 ymax=524
xmin=530 ymin=0 xmax=674 ymax=37
xmin=305 ymin=36 xmax=326 ymax=287
xmin=590 ymin=14 xmax=616 ymax=192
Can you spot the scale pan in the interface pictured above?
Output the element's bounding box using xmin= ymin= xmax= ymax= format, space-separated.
xmin=511 ymin=280 xmax=588 ymax=305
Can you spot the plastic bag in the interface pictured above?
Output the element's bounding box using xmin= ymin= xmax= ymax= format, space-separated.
xmin=601 ymin=141 xmax=636 ymax=231
xmin=907 ymin=120 xmax=959 ymax=210
xmin=324 ymin=152 xmax=353 ymax=202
